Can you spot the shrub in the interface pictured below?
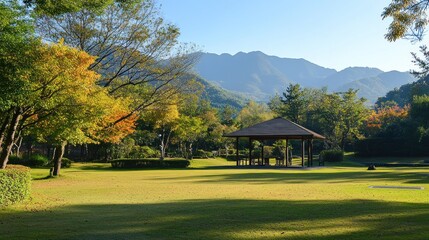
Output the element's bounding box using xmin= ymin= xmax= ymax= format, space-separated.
xmin=47 ymin=157 xmax=72 ymax=168
xmin=60 ymin=158 xmax=72 ymax=168
xmin=27 ymin=154 xmax=49 ymax=167
xmin=110 ymin=158 xmax=190 ymax=169
xmin=0 ymin=165 xmax=31 ymax=207
xmin=320 ymin=150 xmax=344 ymax=162
xmin=194 ymin=149 xmax=208 ymax=159
xmin=130 ymin=146 xmax=158 ymax=158
xmin=8 ymin=155 xmax=24 ymax=165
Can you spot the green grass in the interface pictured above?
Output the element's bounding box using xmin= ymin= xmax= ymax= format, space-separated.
xmin=1 ymin=157 xmax=429 ymax=239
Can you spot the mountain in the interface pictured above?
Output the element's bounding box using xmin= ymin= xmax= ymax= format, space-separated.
xmin=336 ymin=71 xmax=416 ymax=103
xmin=194 ymin=51 xmax=336 ymax=100
xmin=193 ymin=51 xmax=416 ymax=104
xmin=322 ymin=67 xmax=383 ymax=89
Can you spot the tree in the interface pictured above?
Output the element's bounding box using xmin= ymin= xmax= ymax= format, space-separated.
xmin=236 ymin=101 xmax=274 ymax=128
xmin=144 ymin=102 xmax=179 ymax=160
xmin=0 ymin=37 xmax=136 ymax=171
xmin=0 ymin=1 xmax=40 ymax=168
xmin=175 ymin=116 xmax=206 ymax=159
xmin=313 ymin=90 xmax=367 ymax=150
xmin=35 ymin=0 xmax=197 ymax=122
xmin=383 ymin=0 xmax=429 ymax=77
xmin=365 ymin=104 xmax=409 ymax=137
xmin=24 ymin=0 xmax=116 ymax=15
xmin=280 ymin=84 xmax=307 ymax=124
xmin=382 ymin=0 xmax=429 ymax=42
xmin=410 ymin=94 xmax=429 ymax=138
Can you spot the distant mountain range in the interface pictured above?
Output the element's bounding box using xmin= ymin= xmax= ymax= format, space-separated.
xmin=192 ymin=51 xmax=416 ymax=104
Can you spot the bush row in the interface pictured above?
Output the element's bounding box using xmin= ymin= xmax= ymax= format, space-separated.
xmin=356 ymin=138 xmax=429 ymax=157
xmin=319 ymin=150 xmax=344 ymax=162
xmin=8 ymin=155 xmax=72 ymax=168
xmin=110 ymin=158 xmax=190 ymax=169
xmin=0 ymin=165 xmax=32 ymax=207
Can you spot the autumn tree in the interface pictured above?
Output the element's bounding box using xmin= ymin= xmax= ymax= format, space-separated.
xmin=365 ymin=104 xmax=409 ymax=137
xmin=35 ymin=0 xmax=197 ymax=122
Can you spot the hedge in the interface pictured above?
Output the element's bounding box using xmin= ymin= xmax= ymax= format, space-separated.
xmin=8 ymin=154 xmax=48 ymax=167
xmin=356 ymin=138 xmax=429 ymax=157
xmin=0 ymin=165 xmax=31 ymax=207
xmin=110 ymin=158 xmax=190 ymax=169
xmin=320 ymin=150 xmax=344 ymax=162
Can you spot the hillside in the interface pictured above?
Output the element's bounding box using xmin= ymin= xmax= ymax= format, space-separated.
xmin=192 ymin=74 xmax=249 ymax=109
xmin=376 ymin=75 xmax=429 ymax=106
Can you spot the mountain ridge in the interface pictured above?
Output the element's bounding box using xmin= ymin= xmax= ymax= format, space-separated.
xmin=193 ymin=51 xmax=416 ymax=104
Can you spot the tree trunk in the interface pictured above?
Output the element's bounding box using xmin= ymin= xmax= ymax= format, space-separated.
xmin=0 ymin=112 xmax=11 ymax=152
xmin=0 ymin=109 xmax=21 ymax=169
xmin=188 ymin=142 xmax=193 ymax=160
xmin=52 ymin=141 xmax=67 ymax=177
xmin=14 ymin=136 xmax=23 ymax=157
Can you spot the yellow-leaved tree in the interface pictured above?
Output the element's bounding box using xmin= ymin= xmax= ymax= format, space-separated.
xmin=27 ymin=41 xmax=136 ymax=176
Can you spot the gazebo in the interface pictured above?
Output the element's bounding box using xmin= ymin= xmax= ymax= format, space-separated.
xmin=223 ymin=117 xmax=325 ymax=167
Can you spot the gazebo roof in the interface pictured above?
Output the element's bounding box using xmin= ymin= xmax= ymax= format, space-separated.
xmin=224 ymin=117 xmax=325 ymax=139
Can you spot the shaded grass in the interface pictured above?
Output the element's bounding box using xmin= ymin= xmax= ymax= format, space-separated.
xmin=349 ymin=155 xmax=429 ymax=164
xmin=1 ymin=199 xmax=429 ymax=240
xmin=1 ymin=157 xmax=429 ymax=239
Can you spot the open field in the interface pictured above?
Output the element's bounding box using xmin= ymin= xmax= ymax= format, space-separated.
xmin=1 ymin=157 xmax=429 ymax=240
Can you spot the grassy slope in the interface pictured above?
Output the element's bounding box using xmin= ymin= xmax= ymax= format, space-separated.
xmin=1 ymin=157 xmax=429 ymax=240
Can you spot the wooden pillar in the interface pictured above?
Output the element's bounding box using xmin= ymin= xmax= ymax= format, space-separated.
xmin=301 ymin=139 xmax=305 ymax=168
xmin=285 ymin=139 xmax=288 ymax=167
xmin=236 ymin=137 xmax=239 ymax=166
xmin=249 ymin=138 xmax=252 ymax=166
xmin=261 ymin=141 xmax=264 ymax=166
xmin=310 ymin=139 xmax=313 ymax=167
xmin=307 ymin=139 xmax=311 ymax=167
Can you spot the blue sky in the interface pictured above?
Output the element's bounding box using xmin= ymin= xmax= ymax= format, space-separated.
xmin=158 ymin=0 xmax=422 ymax=72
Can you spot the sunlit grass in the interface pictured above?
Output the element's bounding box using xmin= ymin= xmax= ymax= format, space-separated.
xmin=1 ymin=157 xmax=429 ymax=239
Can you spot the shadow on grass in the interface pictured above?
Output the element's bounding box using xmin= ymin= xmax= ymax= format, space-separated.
xmin=1 ymin=199 xmax=428 ymax=240
xmin=154 ymin=170 xmax=429 ymax=185
xmin=32 ymin=175 xmax=52 ymax=180
xmin=71 ymin=164 xmax=190 ymax=172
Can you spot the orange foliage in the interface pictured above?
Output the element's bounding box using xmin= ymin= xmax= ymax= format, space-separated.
xmin=366 ymin=105 xmax=409 ymax=131
xmin=100 ymin=111 xmax=137 ymax=144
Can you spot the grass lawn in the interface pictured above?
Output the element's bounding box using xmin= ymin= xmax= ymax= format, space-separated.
xmin=1 ymin=157 xmax=429 ymax=239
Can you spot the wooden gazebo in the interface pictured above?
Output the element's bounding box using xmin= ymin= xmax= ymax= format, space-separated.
xmin=223 ymin=117 xmax=325 ymax=167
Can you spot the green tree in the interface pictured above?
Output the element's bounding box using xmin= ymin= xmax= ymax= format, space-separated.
xmin=175 ymin=116 xmax=206 ymax=159
xmin=24 ymin=0 xmax=115 ymax=15
xmin=0 ymin=1 xmax=39 ymax=168
xmin=316 ymin=90 xmax=368 ymax=150
xmin=144 ymin=101 xmax=180 ymax=160
xmin=280 ymin=84 xmax=307 ymax=124
xmin=236 ymin=101 xmax=274 ymax=128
